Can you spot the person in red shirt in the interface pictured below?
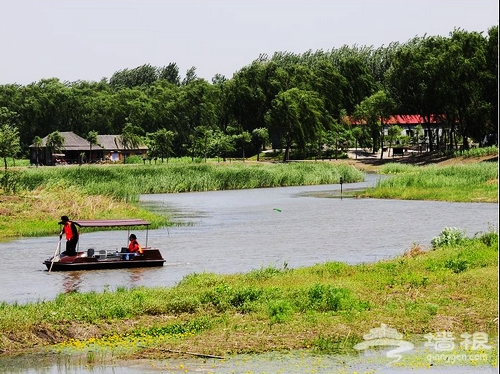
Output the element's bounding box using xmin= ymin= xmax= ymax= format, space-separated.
xmin=128 ymin=234 xmax=144 ymax=255
xmin=58 ymin=216 xmax=81 ymax=256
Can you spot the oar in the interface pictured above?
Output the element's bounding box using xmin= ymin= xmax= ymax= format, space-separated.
xmin=48 ymin=240 xmax=61 ymax=273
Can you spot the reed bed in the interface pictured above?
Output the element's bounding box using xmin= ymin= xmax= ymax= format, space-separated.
xmin=0 ymin=228 xmax=497 ymax=359
xmin=356 ymin=162 xmax=498 ymax=202
xmin=17 ymin=162 xmax=364 ymax=200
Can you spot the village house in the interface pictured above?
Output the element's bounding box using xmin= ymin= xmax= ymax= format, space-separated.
xmin=29 ymin=131 xmax=148 ymax=165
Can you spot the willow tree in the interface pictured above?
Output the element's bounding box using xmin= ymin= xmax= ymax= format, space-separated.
xmin=354 ymin=90 xmax=395 ymax=158
xmin=265 ymin=88 xmax=329 ymax=162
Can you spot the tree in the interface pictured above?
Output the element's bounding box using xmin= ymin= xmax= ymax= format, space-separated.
xmin=0 ymin=114 xmax=21 ymax=171
xmin=182 ymin=67 xmax=198 ymax=86
xmin=353 ymin=91 xmax=395 ymax=159
xmin=32 ymin=135 xmax=43 ymax=167
xmin=251 ymin=127 xmax=269 ymax=161
xmin=147 ymin=129 xmax=176 ymax=163
xmin=46 ymin=131 xmax=65 ymax=164
xmin=116 ymin=122 xmax=144 ymax=151
xmin=210 ymin=129 xmax=234 ymax=162
xmin=86 ymin=130 xmax=99 ymax=162
xmin=387 ymin=125 xmax=403 ymax=156
xmin=265 ymin=88 xmax=329 ymax=162
xmin=158 ymin=62 xmax=181 ymax=86
xmin=227 ymin=126 xmax=251 ymax=161
xmin=351 ymin=126 xmax=363 ymax=159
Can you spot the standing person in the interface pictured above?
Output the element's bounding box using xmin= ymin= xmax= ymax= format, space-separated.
xmin=128 ymin=234 xmax=144 ymax=255
xmin=59 ymin=216 xmax=81 ymax=256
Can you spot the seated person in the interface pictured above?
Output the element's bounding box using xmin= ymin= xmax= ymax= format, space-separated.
xmin=128 ymin=234 xmax=144 ymax=255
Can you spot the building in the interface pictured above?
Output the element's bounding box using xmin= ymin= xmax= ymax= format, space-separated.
xmin=29 ymin=132 xmax=148 ymax=165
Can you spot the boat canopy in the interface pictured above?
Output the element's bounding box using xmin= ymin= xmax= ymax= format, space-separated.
xmin=73 ymin=219 xmax=151 ymax=227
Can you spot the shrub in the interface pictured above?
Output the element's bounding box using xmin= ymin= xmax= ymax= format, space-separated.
xmin=431 ymin=227 xmax=468 ymax=249
xmin=268 ymin=300 xmax=293 ymax=324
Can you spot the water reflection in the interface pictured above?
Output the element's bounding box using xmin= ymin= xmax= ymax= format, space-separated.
xmin=129 ymin=268 xmax=145 ymax=283
xmin=62 ymin=272 xmax=83 ymax=293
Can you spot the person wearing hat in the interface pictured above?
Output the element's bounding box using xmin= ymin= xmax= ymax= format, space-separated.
xmin=58 ymin=216 xmax=81 ymax=256
xmin=128 ymin=234 xmax=144 ymax=255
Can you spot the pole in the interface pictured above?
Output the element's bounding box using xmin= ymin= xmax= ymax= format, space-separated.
xmin=49 ymin=240 xmax=61 ymax=273
xmin=340 ymin=177 xmax=343 ymax=200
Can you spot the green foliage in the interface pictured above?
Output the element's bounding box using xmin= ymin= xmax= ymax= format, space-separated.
xmin=268 ymin=300 xmax=294 ymax=324
xmin=453 ymin=146 xmax=498 ymax=158
xmin=303 ymin=284 xmax=367 ymax=313
xmin=431 ymin=227 xmax=468 ymax=249
xmin=16 ymin=161 xmax=364 ymax=200
xmin=361 ymin=162 xmax=498 ymax=202
xmin=123 ymin=155 xmax=143 ymax=164
xmin=134 ymin=316 xmax=213 ymax=338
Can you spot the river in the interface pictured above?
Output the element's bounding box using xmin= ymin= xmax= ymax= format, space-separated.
xmin=0 ymin=174 xmax=497 ymax=305
xmin=0 ymin=175 xmax=497 ymax=373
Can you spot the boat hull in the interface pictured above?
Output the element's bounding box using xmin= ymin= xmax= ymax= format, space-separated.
xmin=44 ymin=249 xmax=165 ymax=271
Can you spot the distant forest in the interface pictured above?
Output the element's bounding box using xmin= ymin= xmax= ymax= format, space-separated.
xmin=0 ymin=26 xmax=497 ymax=161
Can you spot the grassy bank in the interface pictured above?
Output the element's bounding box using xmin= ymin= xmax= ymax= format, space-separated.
xmin=1 ymin=162 xmax=363 ymax=239
xmin=0 ymin=228 xmax=497 ymax=363
xmin=353 ymin=161 xmax=498 ymax=202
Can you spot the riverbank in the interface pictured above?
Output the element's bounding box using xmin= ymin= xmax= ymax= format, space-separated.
xmin=0 ymin=228 xmax=497 ymax=366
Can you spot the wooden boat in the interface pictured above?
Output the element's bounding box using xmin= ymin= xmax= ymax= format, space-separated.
xmin=43 ymin=219 xmax=165 ymax=271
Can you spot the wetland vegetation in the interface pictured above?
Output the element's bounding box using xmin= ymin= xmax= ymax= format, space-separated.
xmin=0 ymin=151 xmax=498 ymax=368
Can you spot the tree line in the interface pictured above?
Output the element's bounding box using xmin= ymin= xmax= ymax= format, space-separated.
xmin=0 ymin=26 xmax=497 ymax=164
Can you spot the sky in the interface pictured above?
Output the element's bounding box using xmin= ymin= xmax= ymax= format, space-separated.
xmin=0 ymin=0 xmax=498 ymax=86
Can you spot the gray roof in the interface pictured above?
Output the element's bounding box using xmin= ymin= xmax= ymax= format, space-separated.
xmin=31 ymin=131 xmax=103 ymax=151
xmin=30 ymin=132 xmax=147 ymax=151
xmin=97 ymin=135 xmax=148 ymax=151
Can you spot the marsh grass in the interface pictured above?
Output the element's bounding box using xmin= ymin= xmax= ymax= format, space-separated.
xmin=355 ymin=162 xmax=498 ymax=202
xmin=0 ymin=229 xmax=497 ymax=357
xmin=0 ymin=180 xmax=168 ymax=239
xmin=17 ymin=162 xmax=363 ymax=199
xmin=1 ymin=162 xmax=363 ymax=238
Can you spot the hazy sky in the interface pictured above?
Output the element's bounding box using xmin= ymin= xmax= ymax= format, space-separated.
xmin=1 ymin=0 xmax=498 ymax=85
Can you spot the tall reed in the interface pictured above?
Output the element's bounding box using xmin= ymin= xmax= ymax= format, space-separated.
xmin=17 ymin=162 xmax=364 ymax=200
xmin=357 ymin=162 xmax=498 ymax=202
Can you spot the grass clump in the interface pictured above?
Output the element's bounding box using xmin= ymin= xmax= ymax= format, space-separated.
xmin=0 ymin=227 xmax=496 ymax=359
xmin=355 ymin=162 xmax=498 ymax=202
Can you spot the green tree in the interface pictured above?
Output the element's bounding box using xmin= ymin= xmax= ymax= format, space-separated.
xmin=0 ymin=108 xmax=21 ymax=171
xmin=354 ymin=91 xmax=395 ymax=159
xmin=158 ymin=62 xmax=181 ymax=86
xmin=210 ymin=129 xmax=235 ymax=162
xmin=227 ymin=126 xmax=251 ymax=161
xmin=266 ymin=88 xmax=329 ymax=162
xmin=387 ymin=125 xmax=403 ymax=156
xmin=440 ymin=29 xmax=491 ymax=149
xmin=251 ymin=127 xmax=269 ymax=161
xmin=147 ymin=129 xmax=176 ymax=163
xmin=86 ymin=130 xmax=99 ymax=162
xmin=351 ymin=126 xmax=363 ymax=159
xmin=46 ymin=131 xmax=65 ymax=163
xmin=116 ymin=122 xmax=144 ymax=151
xmin=32 ymin=135 xmax=43 ymax=167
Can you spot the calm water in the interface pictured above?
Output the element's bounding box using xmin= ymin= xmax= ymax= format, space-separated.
xmin=0 ymin=175 xmax=498 ymax=373
xmin=0 ymin=174 xmax=497 ymax=305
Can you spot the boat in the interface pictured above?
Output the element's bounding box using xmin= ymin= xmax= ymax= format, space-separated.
xmin=43 ymin=219 xmax=165 ymax=271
